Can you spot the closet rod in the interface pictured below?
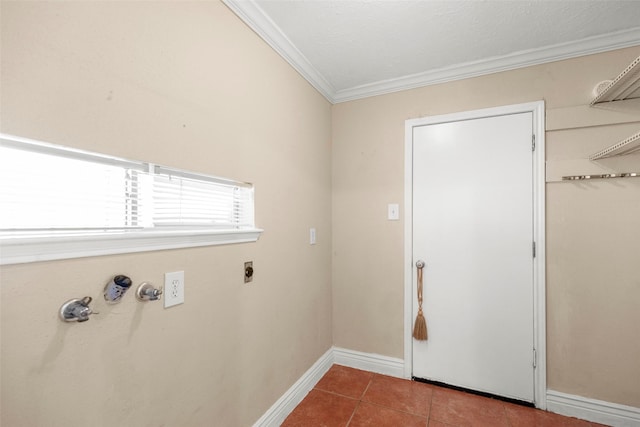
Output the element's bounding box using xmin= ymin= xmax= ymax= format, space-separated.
xmin=562 ymin=172 xmax=639 ymax=181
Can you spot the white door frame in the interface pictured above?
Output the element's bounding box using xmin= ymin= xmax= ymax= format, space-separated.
xmin=403 ymin=101 xmax=547 ymax=409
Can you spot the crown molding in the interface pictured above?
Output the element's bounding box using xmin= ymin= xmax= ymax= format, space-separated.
xmin=224 ymin=0 xmax=640 ymax=105
xmin=222 ymin=0 xmax=336 ymax=103
xmin=333 ymin=27 xmax=640 ymax=103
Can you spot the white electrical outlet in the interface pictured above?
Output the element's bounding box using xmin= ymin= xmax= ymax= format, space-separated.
xmin=164 ymin=271 xmax=185 ymax=308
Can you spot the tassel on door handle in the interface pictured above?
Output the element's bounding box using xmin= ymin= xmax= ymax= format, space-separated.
xmin=413 ymin=260 xmax=428 ymax=341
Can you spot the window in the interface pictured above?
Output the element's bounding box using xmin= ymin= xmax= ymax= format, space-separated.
xmin=0 ymin=134 xmax=262 ymax=264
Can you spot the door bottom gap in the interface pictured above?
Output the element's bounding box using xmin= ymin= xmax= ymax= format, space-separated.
xmin=412 ymin=376 xmax=534 ymax=408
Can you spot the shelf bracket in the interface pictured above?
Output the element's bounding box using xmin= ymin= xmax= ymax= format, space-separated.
xmin=589 ymin=131 xmax=640 ymax=160
xmin=591 ymin=55 xmax=640 ymax=105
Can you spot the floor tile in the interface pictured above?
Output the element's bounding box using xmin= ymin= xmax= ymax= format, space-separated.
xmin=281 ymin=389 xmax=358 ymax=427
xmin=286 ymin=365 xmax=606 ymax=427
xmin=349 ymin=401 xmax=428 ymax=427
xmin=362 ymin=374 xmax=433 ymax=417
xmin=430 ymin=387 xmax=509 ymax=427
xmin=314 ymin=364 xmax=374 ymax=399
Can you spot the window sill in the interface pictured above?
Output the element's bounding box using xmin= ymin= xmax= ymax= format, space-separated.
xmin=0 ymin=228 xmax=263 ymax=265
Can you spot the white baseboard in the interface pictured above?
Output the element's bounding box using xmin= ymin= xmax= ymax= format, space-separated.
xmin=547 ymin=390 xmax=640 ymax=427
xmin=252 ymin=348 xmax=334 ymax=427
xmin=252 ymin=346 xmax=406 ymax=426
xmin=332 ymin=346 xmax=405 ymax=378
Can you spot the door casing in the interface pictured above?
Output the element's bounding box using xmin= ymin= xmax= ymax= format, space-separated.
xmin=403 ymin=101 xmax=546 ymax=409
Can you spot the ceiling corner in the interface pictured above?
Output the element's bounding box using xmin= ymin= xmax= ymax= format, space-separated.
xmin=223 ymin=0 xmax=337 ymax=104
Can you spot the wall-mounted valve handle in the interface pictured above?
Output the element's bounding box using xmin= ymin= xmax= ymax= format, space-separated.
xmin=59 ymin=296 xmax=97 ymax=322
xmin=136 ymin=282 xmax=163 ymax=301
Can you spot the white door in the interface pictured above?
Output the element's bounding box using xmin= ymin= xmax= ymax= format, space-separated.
xmin=412 ymin=112 xmax=535 ymax=402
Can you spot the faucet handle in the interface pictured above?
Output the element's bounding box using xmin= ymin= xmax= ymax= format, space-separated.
xmin=135 ymin=282 xmax=163 ymax=302
xmin=59 ymin=296 xmax=98 ymax=322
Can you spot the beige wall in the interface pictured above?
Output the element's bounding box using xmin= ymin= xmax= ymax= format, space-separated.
xmin=2 ymin=1 xmax=639 ymax=424
xmin=332 ymin=47 xmax=640 ymax=407
xmin=0 ymin=2 xmax=332 ymax=426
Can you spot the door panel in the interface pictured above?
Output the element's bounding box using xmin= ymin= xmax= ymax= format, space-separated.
xmin=412 ymin=112 xmax=534 ymax=402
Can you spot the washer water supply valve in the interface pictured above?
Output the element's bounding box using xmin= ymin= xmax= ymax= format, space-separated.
xmin=136 ymin=282 xmax=163 ymax=301
xmin=59 ymin=296 xmax=97 ymax=322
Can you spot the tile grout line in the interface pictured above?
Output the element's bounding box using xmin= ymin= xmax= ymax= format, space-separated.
xmin=502 ymin=401 xmax=512 ymax=427
xmin=427 ymin=384 xmax=435 ymax=426
xmin=314 ymin=387 xmax=360 ymax=400
xmin=345 ymin=400 xmax=362 ymax=427
xmin=505 ymin=401 xmax=517 ymax=427
xmin=359 ymin=373 xmax=432 ymax=422
xmin=359 ymin=400 xmax=431 ymax=423
xmin=345 ymin=374 xmax=374 ymax=427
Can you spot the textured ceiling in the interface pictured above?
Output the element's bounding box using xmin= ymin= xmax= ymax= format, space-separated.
xmin=225 ymin=0 xmax=640 ymax=103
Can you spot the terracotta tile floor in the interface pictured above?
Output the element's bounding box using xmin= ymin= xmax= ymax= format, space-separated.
xmin=282 ymin=365 xmax=607 ymax=427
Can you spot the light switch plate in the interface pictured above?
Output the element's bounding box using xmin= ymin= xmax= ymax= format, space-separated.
xmin=388 ymin=204 xmax=399 ymax=220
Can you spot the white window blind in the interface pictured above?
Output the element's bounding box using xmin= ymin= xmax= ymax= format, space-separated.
xmin=148 ymin=165 xmax=254 ymax=229
xmin=0 ymin=134 xmax=261 ymax=264
xmin=0 ymin=138 xmax=146 ymax=231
